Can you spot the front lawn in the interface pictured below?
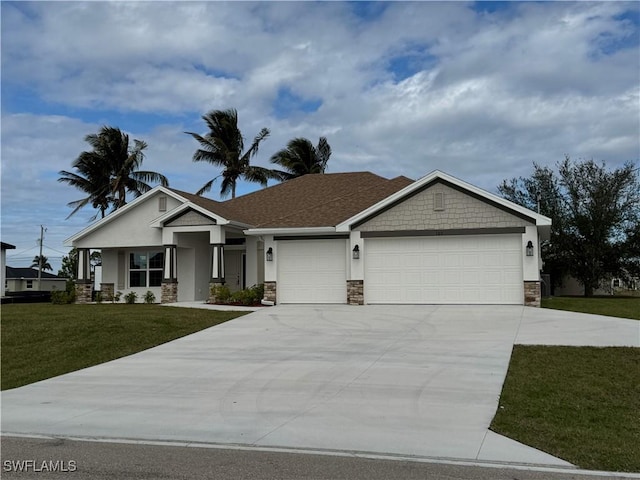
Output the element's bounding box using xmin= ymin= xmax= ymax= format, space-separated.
xmin=1 ymin=304 xmax=248 ymax=390
xmin=491 ymin=346 xmax=640 ymax=472
xmin=542 ymin=296 xmax=640 ymax=320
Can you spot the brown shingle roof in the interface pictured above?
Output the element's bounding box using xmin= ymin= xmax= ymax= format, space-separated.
xmin=170 ymin=172 xmax=414 ymax=228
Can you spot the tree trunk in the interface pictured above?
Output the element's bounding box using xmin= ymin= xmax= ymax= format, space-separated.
xmin=584 ymin=285 xmax=594 ymax=297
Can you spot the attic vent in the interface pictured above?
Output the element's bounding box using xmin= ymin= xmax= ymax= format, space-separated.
xmin=434 ymin=192 xmax=445 ymax=211
xmin=158 ymin=196 xmax=167 ymax=212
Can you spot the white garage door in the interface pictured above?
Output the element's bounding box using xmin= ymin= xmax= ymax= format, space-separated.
xmin=278 ymin=239 xmax=347 ymax=304
xmin=364 ymin=235 xmax=523 ymax=304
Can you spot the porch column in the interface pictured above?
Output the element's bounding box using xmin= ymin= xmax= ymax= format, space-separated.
xmin=208 ymin=244 xmax=225 ymax=303
xmin=161 ymin=244 xmax=178 ymax=304
xmin=75 ymin=248 xmax=93 ymax=304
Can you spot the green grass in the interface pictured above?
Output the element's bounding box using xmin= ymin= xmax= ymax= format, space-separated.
xmin=1 ymin=304 xmax=248 ymax=391
xmin=542 ymin=296 xmax=640 ymax=320
xmin=491 ymin=346 xmax=640 ymax=472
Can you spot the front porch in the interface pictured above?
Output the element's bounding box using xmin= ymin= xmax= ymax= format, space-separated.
xmin=76 ymin=226 xmax=265 ymax=304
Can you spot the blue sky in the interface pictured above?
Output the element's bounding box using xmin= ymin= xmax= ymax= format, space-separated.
xmin=1 ymin=1 xmax=639 ymax=272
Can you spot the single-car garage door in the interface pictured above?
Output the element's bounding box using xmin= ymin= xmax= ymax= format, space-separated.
xmin=278 ymin=239 xmax=347 ymax=303
xmin=364 ymin=234 xmax=523 ymax=304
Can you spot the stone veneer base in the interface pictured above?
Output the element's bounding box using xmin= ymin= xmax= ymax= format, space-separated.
xmin=347 ymin=280 xmax=364 ymax=305
xmin=263 ymin=281 xmax=277 ymax=304
xmin=100 ymin=283 xmax=115 ymax=302
xmin=161 ymin=282 xmax=178 ymax=304
xmin=524 ymin=281 xmax=541 ymax=307
xmin=75 ymin=283 xmax=93 ymax=304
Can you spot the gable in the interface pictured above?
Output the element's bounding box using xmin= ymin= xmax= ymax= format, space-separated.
xmin=356 ymin=180 xmax=535 ymax=232
xmin=164 ymin=209 xmax=217 ymax=227
xmin=70 ymin=190 xmax=183 ymax=248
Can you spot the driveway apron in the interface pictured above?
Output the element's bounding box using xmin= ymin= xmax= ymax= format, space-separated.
xmin=4 ymin=305 xmax=633 ymax=466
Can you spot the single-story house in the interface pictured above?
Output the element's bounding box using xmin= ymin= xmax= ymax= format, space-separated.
xmin=5 ymin=267 xmax=68 ymax=293
xmin=555 ymin=275 xmax=639 ymax=297
xmin=1 ymin=242 xmax=16 ymax=296
xmin=65 ymin=170 xmax=551 ymax=306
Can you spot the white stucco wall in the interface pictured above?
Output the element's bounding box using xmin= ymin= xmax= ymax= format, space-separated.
xmin=73 ymin=191 xmax=182 ymax=249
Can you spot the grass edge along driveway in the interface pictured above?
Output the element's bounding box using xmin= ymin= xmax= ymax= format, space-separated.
xmin=1 ymin=304 xmax=248 ymax=391
xmin=495 ymin=297 xmax=639 ymax=473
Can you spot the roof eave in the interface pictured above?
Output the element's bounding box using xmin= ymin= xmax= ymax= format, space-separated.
xmin=244 ymin=226 xmax=338 ymax=236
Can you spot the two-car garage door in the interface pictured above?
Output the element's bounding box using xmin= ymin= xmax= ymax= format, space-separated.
xmin=364 ymin=235 xmax=523 ymax=304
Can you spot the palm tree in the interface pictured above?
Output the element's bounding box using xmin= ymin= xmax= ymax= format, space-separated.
xmin=31 ymin=255 xmax=52 ymax=272
xmin=186 ymin=108 xmax=278 ymax=198
xmin=270 ymin=137 xmax=332 ymax=181
xmin=58 ymin=152 xmax=113 ymax=220
xmin=59 ymin=126 xmax=169 ymax=219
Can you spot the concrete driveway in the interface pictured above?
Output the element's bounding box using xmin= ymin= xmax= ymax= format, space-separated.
xmin=2 ymin=305 xmax=638 ymax=467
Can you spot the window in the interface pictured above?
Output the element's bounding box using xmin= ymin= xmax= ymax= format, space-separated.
xmin=129 ymin=251 xmax=164 ymax=287
xmin=158 ymin=196 xmax=167 ymax=212
xmin=434 ymin=192 xmax=445 ymax=211
xmin=26 ymin=280 xmax=33 ymax=289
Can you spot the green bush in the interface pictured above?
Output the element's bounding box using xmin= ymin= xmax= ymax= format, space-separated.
xmin=210 ymin=284 xmax=232 ymax=303
xmin=113 ymin=291 xmax=122 ymax=303
xmin=143 ymin=291 xmax=156 ymax=304
xmin=124 ymin=291 xmax=138 ymax=304
xmin=51 ymin=280 xmax=76 ymax=305
xmin=95 ymin=291 xmax=103 ymax=304
xmin=227 ymin=284 xmax=264 ymax=306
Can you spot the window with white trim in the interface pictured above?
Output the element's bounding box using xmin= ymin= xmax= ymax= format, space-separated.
xmin=26 ymin=280 xmax=33 ymax=289
xmin=129 ymin=251 xmax=164 ymax=287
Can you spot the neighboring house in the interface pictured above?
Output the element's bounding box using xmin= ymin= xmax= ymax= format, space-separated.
xmin=5 ymin=267 xmax=68 ymax=293
xmin=555 ymin=275 xmax=639 ymax=297
xmin=65 ymin=170 xmax=551 ymax=306
xmin=1 ymin=242 xmax=16 ymax=296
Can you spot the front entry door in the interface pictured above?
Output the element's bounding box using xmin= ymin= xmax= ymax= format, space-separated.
xmin=225 ymin=250 xmax=244 ymax=292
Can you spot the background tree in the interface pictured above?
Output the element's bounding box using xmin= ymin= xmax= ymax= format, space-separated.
xmin=31 ymin=255 xmax=52 ymax=272
xmin=186 ymin=108 xmax=278 ymax=198
xmin=59 ymin=126 xmax=169 ymax=219
xmin=57 ymin=250 xmax=101 ymax=280
xmin=58 ymin=249 xmax=78 ymax=280
xmin=270 ymin=136 xmax=332 ymax=180
xmin=499 ymin=157 xmax=639 ymax=296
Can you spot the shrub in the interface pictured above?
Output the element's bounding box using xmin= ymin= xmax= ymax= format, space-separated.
xmin=228 ymin=284 xmax=264 ymax=306
xmin=51 ymin=280 xmax=76 ymax=305
xmin=113 ymin=291 xmax=122 ymax=303
xmin=95 ymin=291 xmax=103 ymax=304
xmin=210 ymin=284 xmax=232 ymax=303
xmin=124 ymin=291 xmax=138 ymax=304
xmin=143 ymin=290 xmax=156 ymax=304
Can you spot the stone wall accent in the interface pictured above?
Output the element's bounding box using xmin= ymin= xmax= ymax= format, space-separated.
xmin=263 ymin=281 xmax=277 ymax=304
xmin=347 ymin=280 xmax=364 ymax=305
xmin=161 ymin=281 xmax=178 ymax=304
xmin=358 ymin=183 xmax=533 ymax=232
xmin=75 ymin=283 xmax=93 ymax=304
xmin=524 ymin=281 xmax=541 ymax=307
xmin=100 ymin=283 xmax=115 ymax=302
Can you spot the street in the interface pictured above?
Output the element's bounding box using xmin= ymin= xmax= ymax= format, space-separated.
xmin=2 ymin=436 xmax=637 ymax=480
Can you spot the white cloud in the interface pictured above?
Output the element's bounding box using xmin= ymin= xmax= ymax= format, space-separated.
xmin=1 ymin=1 xmax=638 ymax=262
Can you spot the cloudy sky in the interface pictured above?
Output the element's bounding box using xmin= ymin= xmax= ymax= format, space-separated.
xmin=1 ymin=1 xmax=638 ymax=271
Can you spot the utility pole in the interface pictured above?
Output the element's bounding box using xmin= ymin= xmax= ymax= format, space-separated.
xmin=37 ymin=225 xmax=46 ymax=290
